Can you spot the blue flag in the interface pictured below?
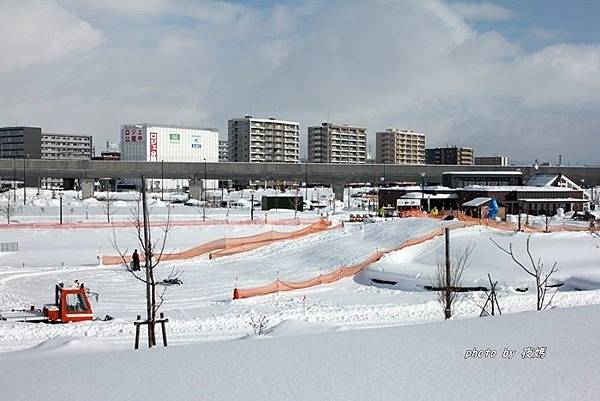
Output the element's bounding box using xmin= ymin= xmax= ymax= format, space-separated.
xmin=487 ymin=197 xmax=499 ymax=219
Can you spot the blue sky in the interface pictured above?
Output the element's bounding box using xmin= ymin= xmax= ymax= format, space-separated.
xmin=467 ymin=0 xmax=600 ymax=50
xmin=1 ymin=0 xmax=599 ymax=165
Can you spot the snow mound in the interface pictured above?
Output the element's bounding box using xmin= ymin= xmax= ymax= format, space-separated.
xmin=150 ymin=199 xmax=167 ymax=207
xmin=112 ymin=201 xmax=128 ymax=207
xmin=15 ymin=336 xmax=113 ymax=358
xmin=47 ymin=199 xmax=60 ymax=207
xmin=266 ymin=319 xmax=339 ymax=337
xmin=32 ymin=199 xmax=47 ymax=207
xmin=82 ymin=198 xmax=101 ymax=204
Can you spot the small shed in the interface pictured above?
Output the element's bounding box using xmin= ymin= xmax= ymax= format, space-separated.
xmin=462 ymin=197 xmax=506 ymax=219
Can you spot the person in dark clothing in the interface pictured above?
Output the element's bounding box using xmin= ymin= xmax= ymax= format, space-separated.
xmin=132 ymin=249 xmax=141 ymax=271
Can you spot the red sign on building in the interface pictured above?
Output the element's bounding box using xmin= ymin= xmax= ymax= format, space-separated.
xmin=149 ymin=132 xmax=158 ymax=159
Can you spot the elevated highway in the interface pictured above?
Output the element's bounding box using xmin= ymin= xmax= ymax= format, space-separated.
xmin=1 ymin=159 xmax=598 ymax=199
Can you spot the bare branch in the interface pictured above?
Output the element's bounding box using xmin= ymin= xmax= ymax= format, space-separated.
xmin=492 ymin=235 xmax=559 ymax=311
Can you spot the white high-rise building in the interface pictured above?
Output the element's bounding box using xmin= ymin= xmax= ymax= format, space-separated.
xmin=120 ymin=123 xmax=218 ymax=191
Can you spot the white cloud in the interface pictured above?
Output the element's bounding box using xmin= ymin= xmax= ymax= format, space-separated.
xmin=449 ymin=1 xmax=517 ymax=21
xmin=1 ymin=0 xmax=600 ymax=164
xmin=0 ymin=0 xmax=104 ymax=73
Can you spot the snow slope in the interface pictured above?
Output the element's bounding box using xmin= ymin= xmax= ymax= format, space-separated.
xmin=0 ymin=305 xmax=598 ymax=401
xmin=363 ymin=226 xmax=600 ymax=291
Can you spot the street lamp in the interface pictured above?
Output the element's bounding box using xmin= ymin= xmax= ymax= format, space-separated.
xmin=12 ymin=159 xmax=16 ymax=203
xmin=58 ymin=191 xmax=64 ymax=225
xmin=203 ymin=158 xmax=207 ymax=222
xmin=420 ymin=172 xmax=426 ymax=211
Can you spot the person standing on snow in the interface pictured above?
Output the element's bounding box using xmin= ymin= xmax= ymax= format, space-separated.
xmin=132 ymin=249 xmax=141 ymax=271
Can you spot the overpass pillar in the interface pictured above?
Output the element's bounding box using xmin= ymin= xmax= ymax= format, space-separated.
xmin=189 ymin=179 xmax=203 ymax=201
xmin=80 ymin=179 xmax=95 ymax=199
xmin=332 ymin=183 xmax=344 ymax=202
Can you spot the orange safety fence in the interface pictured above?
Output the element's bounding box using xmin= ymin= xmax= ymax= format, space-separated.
xmin=0 ymin=217 xmax=325 ymax=230
xmin=232 ymin=222 xmax=468 ymax=300
xmin=447 ymin=212 xmax=590 ymax=233
xmin=101 ymin=218 xmax=336 ymax=265
xmin=399 ymin=210 xmax=429 ymax=218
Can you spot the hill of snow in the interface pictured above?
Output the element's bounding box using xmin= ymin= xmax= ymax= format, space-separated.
xmin=0 ymin=305 xmax=598 ymax=401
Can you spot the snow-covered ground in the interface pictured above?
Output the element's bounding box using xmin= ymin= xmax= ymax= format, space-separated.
xmin=0 ymin=305 xmax=599 ymax=401
xmin=0 ymin=187 xmax=599 ymax=400
xmin=0 ymin=215 xmax=598 ymax=353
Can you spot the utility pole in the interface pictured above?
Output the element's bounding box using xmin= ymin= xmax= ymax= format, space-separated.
xmin=305 ymin=163 xmax=308 ymax=201
xmin=161 ymin=160 xmax=164 ymax=202
xmin=444 ymin=227 xmax=451 ymax=319
xmin=23 ymin=156 xmax=27 ymax=205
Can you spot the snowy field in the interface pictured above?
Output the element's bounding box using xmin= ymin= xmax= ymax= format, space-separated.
xmin=0 ymin=188 xmax=599 ymax=400
xmin=0 ymin=212 xmax=598 ymax=352
xmin=0 ymin=306 xmax=599 ymax=401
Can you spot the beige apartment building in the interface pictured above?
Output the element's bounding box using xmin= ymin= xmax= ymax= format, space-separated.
xmin=308 ymin=122 xmax=367 ymax=164
xmin=228 ymin=115 xmax=299 ymax=163
xmin=375 ymin=129 xmax=425 ymax=164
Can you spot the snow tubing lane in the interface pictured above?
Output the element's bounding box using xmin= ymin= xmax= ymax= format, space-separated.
xmin=232 ymin=221 xmax=469 ymax=300
xmin=101 ymin=219 xmax=336 ymax=265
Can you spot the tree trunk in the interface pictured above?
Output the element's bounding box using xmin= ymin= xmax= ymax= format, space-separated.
xmin=444 ymin=227 xmax=451 ymax=319
xmin=141 ymin=177 xmax=156 ymax=347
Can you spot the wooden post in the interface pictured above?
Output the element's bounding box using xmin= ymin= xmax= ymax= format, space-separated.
xmin=160 ymin=312 xmax=168 ymax=347
xmin=444 ymin=227 xmax=451 ymax=319
xmin=134 ymin=315 xmax=141 ymax=350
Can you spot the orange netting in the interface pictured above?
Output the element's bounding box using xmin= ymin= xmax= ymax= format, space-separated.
xmin=447 ymin=212 xmax=589 ymax=233
xmin=232 ymin=222 xmax=468 ymax=300
xmin=0 ymin=217 xmax=324 ymax=230
xmin=232 ymin=213 xmax=592 ymax=300
xmin=101 ymin=218 xmax=336 ymax=265
xmin=399 ymin=210 xmax=429 ymax=218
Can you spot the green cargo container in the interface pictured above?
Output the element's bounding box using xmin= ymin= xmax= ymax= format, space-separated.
xmin=261 ymin=196 xmax=304 ymax=212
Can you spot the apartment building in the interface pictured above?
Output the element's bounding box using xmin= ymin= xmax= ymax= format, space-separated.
xmin=475 ymin=156 xmax=508 ymax=166
xmin=307 ymin=122 xmax=367 ymax=164
xmin=425 ymin=146 xmax=474 ymax=165
xmin=228 ymin=115 xmax=299 ymax=163
xmin=219 ymin=140 xmax=229 ymax=162
xmin=41 ymin=133 xmax=93 ymax=188
xmin=41 ymin=133 xmax=93 ymax=160
xmin=375 ymin=129 xmax=425 ymax=164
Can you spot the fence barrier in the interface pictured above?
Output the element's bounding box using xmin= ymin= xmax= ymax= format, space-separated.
xmin=101 ymin=218 xmax=336 ymax=265
xmin=232 ymin=222 xmax=468 ymax=300
xmin=232 ymin=213 xmax=593 ymax=300
xmin=0 ymin=217 xmax=324 ymax=230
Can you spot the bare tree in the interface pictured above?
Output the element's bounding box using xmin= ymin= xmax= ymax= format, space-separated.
xmin=432 ymin=243 xmax=475 ymax=319
xmin=110 ymin=177 xmax=181 ymax=347
xmin=491 ymin=236 xmax=558 ymax=311
xmin=102 ymin=189 xmax=115 ymax=223
xmin=0 ymin=190 xmax=18 ymax=224
xmin=589 ymin=219 xmax=599 ymax=238
xmin=249 ymin=315 xmax=269 ymax=335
